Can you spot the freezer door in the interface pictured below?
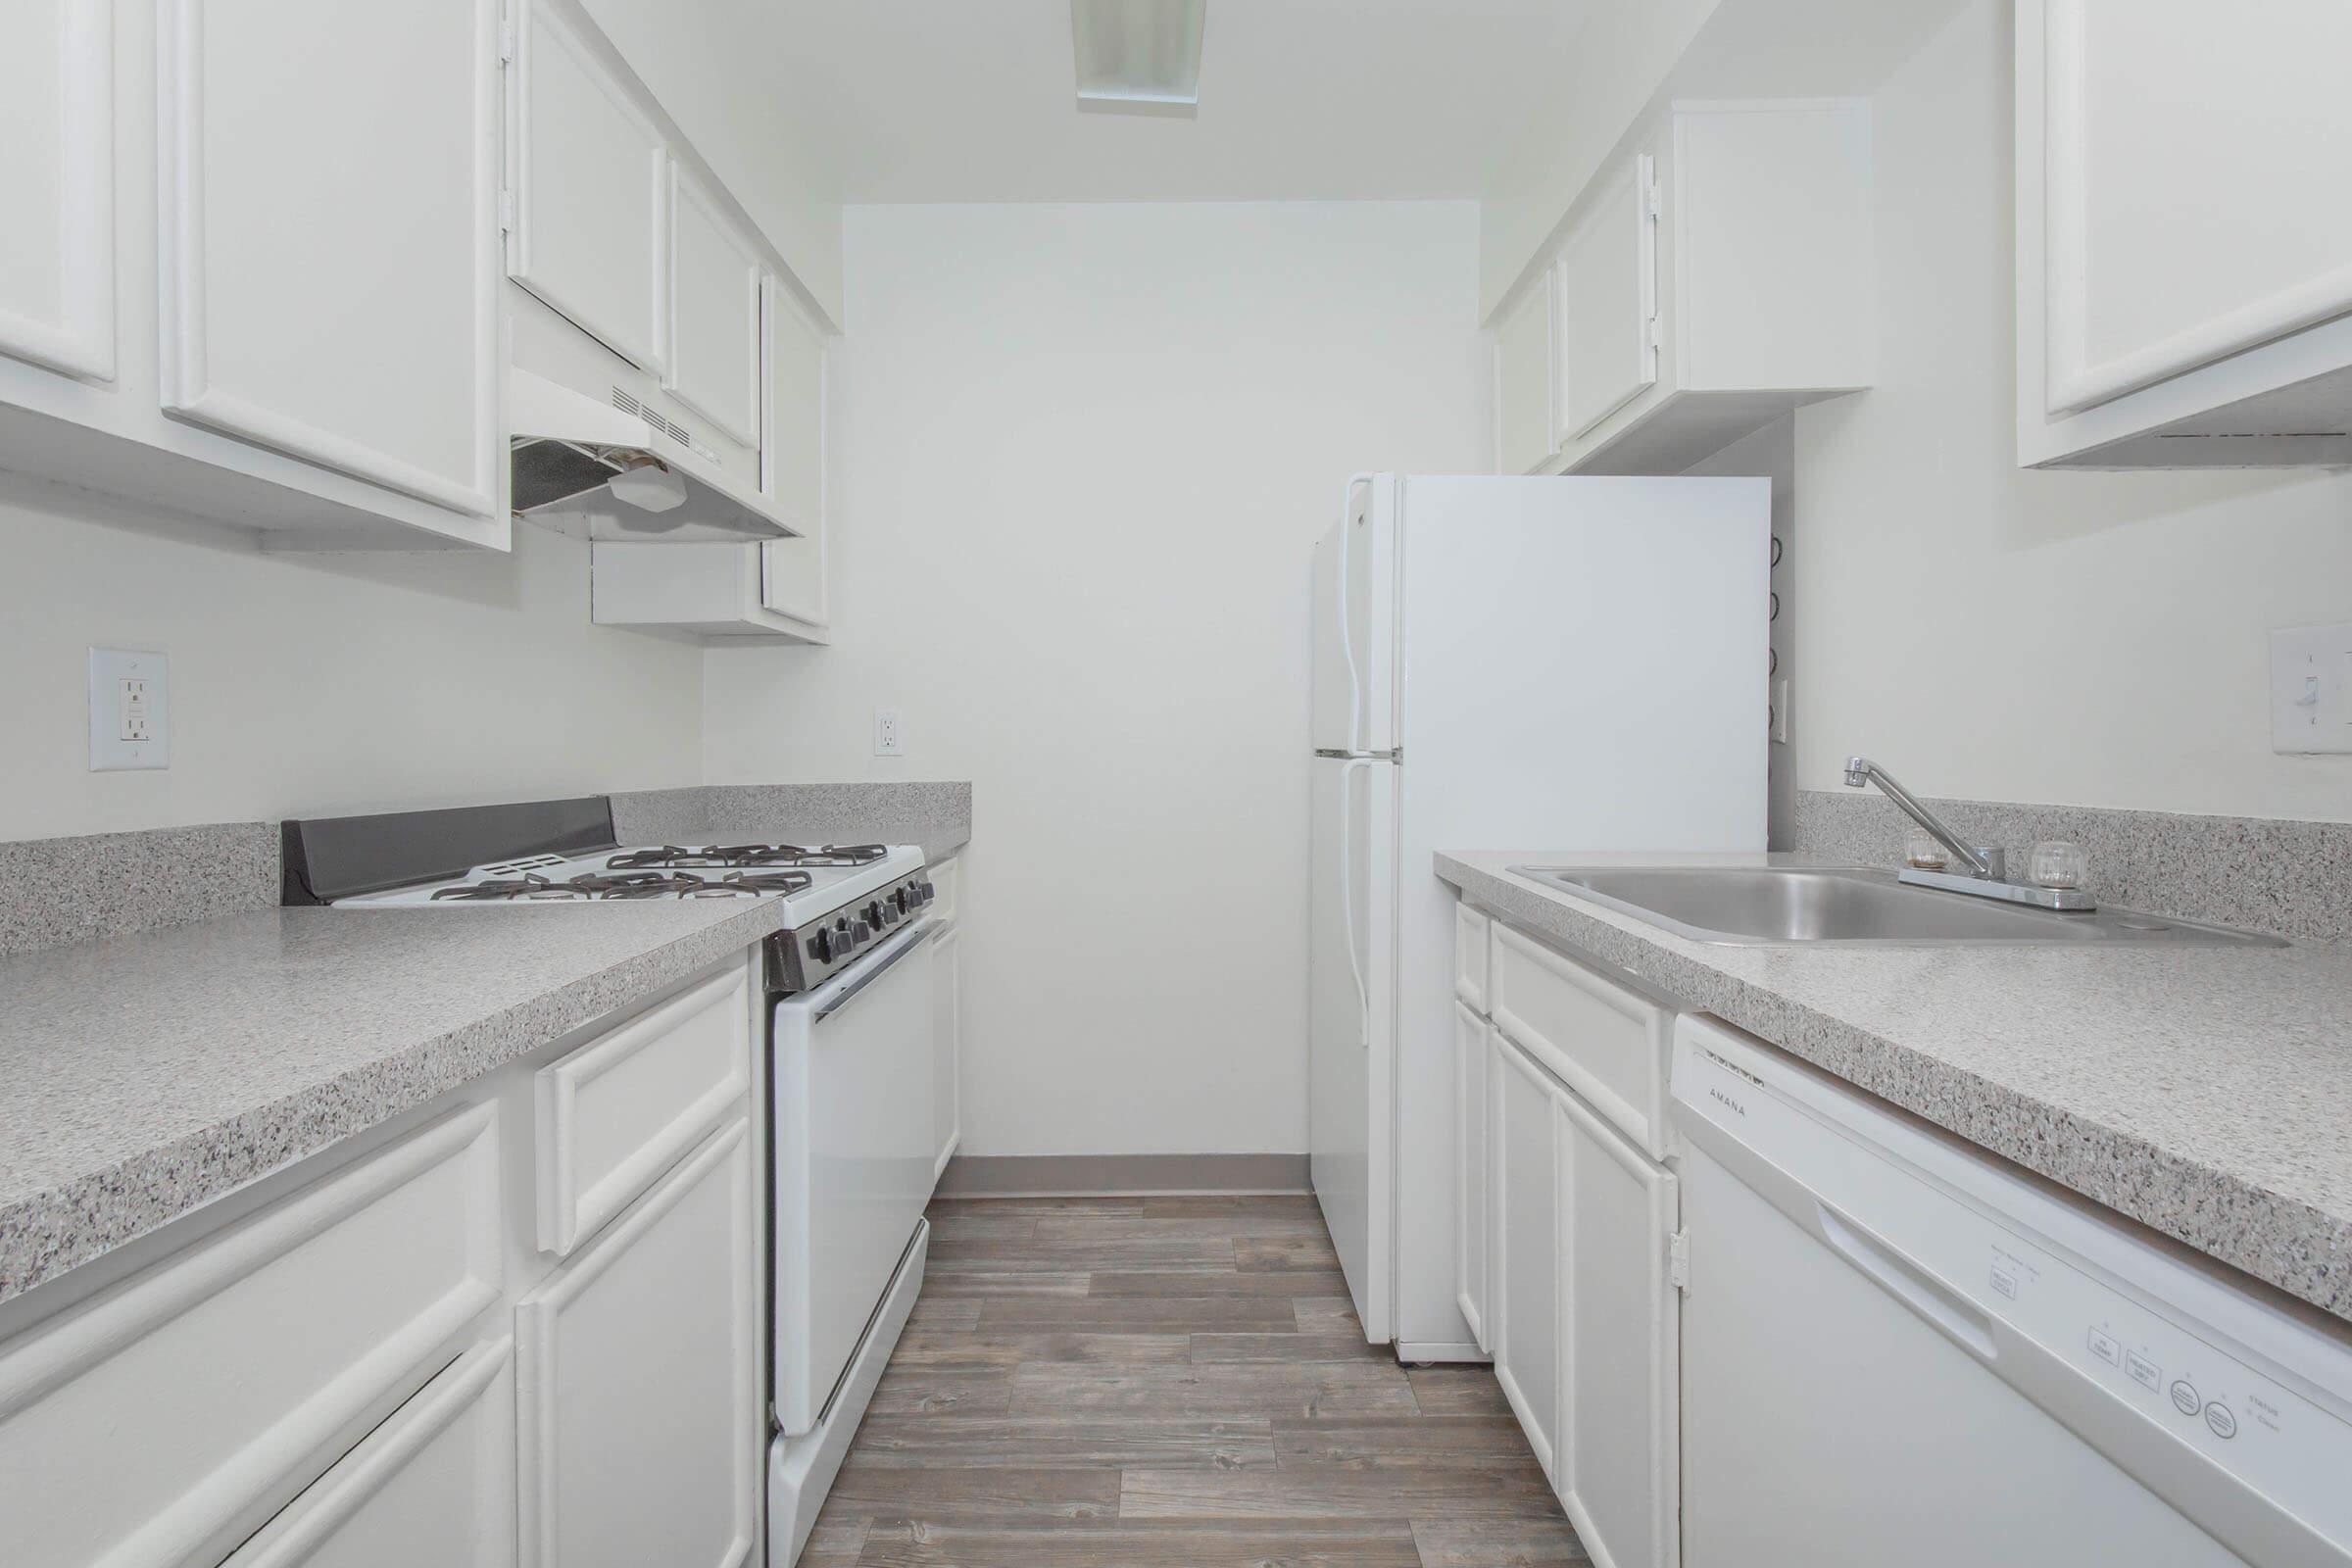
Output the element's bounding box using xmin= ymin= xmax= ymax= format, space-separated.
xmin=1309 ymin=475 xmax=1397 ymax=755
xmin=1308 ymin=753 xmax=1396 ymax=1344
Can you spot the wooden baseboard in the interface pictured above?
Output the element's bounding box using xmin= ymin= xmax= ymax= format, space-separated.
xmin=935 ymin=1152 xmax=1310 ymax=1198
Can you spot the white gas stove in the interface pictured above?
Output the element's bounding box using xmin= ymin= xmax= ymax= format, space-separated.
xmin=335 ymin=840 xmax=936 ymax=993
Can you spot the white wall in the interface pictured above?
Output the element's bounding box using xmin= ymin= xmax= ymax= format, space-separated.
xmin=703 ymin=202 xmax=1487 ymax=1159
xmin=0 ymin=479 xmax=704 ymax=840
xmin=1792 ymin=0 xmax=2352 ymax=821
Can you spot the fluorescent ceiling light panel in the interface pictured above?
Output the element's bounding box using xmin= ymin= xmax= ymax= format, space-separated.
xmin=1071 ymin=0 xmax=1206 ymax=110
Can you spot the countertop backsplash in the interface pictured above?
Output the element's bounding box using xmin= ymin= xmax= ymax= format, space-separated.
xmin=1794 ymin=790 xmax=2352 ymax=946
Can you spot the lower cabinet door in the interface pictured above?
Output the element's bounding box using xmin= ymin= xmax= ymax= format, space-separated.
xmin=1555 ymin=1089 xmax=1681 ymax=1568
xmin=1491 ymin=1034 xmax=1561 ymax=1474
xmin=932 ymin=922 xmax=962 ymax=1183
xmin=516 ymin=1117 xmax=759 ymax=1568
xmin=223 ymin=1341 xmax=515 ymax=1568
xmin=1453 ymin=1002 xmax=1491 ymax=1352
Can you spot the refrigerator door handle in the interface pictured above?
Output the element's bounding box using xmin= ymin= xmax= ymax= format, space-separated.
xmin=1336 ymin=472 xmax=1376 ymax=756
xmin=1337 ymin=756 xmax=1374 ymax=1052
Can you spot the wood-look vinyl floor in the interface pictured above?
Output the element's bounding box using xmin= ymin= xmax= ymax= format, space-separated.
xmin=806 ymin=1195 xmax=1587 ymax=1567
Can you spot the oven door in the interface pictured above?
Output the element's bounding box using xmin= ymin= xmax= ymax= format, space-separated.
xmin=770 ymin=917 xmax=939 ymax=1436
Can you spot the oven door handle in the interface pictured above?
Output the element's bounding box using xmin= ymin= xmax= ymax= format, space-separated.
xmin=811 ymin=920 xmax=938 ymax=1021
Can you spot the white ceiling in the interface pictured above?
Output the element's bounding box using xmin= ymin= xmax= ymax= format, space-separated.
xmin=750 ymin=1 xmax=1600 ymax=203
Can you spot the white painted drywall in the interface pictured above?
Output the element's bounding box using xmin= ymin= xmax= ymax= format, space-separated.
xmin=702 ymin=202 xmax=1487 ymax=1159
xmin=0 ymin=478 xmax=704 ymax=839
xmin=1792 ymin=0 xmax=2352 ymax=820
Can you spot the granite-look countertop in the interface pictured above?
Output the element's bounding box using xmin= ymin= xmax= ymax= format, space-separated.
xmin=1437 ymin=851 xmax=2352 ymax=1323
xmin=0 ymin=900 xmax=786 ymax=1306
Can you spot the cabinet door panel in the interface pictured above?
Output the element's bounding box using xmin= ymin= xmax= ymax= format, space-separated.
xmin=933 ymin=923 xmax=962 ymax=1183
xmin=1556 ymin=1090 xmax=1679 ymax=1568
xmin=666 ymin=170 xmax=760 ymax=446
xmin=1555 ymin=154 xmax=1658 ymax=441
xmin=1491 ymin=1038 xmax=1559 ymax=1475
xmin=517 ymin=1117 xmax=758 ymax=1568
xmin=222 ymin=1341 xmax=515 ymax=1568
xmin=1453 ymin=1003 xmax=1491 ymax=1353
xmin=759 ymin=274 xmax=828 ymax=625
xmin=510 ymin=0 xmax=667 ymax=374
xmin=0 ymin=0 xmax=112 ymax=379
xmin=1493 ymin=276 xmax=1555 ymax=475
xmin=2041 ymin=0 xmax=2352 ymax=412
xmin=158 ymin=0 xmax=500 ymax=516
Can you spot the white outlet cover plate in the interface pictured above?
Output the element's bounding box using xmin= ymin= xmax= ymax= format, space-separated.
xmin=2270 ymin=623 xmax=2352 ymax=755
xmin=90 ymin=647 xmax=171 ymax=770
xmin=873 ymin=707 xmax=904 ymax=757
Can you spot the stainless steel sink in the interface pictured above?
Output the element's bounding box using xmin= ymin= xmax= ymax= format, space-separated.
xmin=1506 ymin=865 xmax=2284 ymax=947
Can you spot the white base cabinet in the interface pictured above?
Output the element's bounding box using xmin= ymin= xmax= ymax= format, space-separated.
xmin=1459 ymin=899 xmax=1687 ymax=1568
xmin=0 ymin=952 xmax=765 ymax=1568
xmin=1492 ymin=99 xmax=1874 ymax=478
xmin=2017 ymin=0 xmax=2352 ymax=467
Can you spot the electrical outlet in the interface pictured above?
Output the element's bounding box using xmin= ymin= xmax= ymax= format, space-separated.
xmin=89 ymin=648 xmax=171 ymax=770
xmin=2272 ymin=623 xmax=2352 ymax=754
xmin=873 ymin=708 xmax=905 ymax=757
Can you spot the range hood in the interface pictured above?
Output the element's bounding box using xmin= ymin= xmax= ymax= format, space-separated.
xmin=507 ymin=367 xmax=797 ymax=544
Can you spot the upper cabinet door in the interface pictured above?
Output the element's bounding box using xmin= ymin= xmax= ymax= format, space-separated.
xmin=1554 ymin=155 xmax=1659 ymax=442
xmin=2039 ymin=0 xmax=2352 ymax=414
xmin=665 ymin=170 xmax=761 ymax=447
xmin=759 ymin=273 xmax=828 ymax=626
xmin=0 ymin=0 xmax=113 ymax=381
xmin=510 ymin=0 xmax=668 ymax=375
xmin=157 ymin=0 xmax=501 ymax=517
xmin=1493 ymin=276 xmax=1555 ymax=474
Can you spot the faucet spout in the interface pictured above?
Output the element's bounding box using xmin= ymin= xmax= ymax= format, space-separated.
xmin=1840 ymin=756 xmax=1997 ymax=881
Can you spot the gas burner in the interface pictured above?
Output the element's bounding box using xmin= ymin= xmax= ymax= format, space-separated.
xmin=430 ymin=873 xmax=593 ymax=902
xmin=428 ymin=868 xmax=773 ymax=902
xmin=608 ymin=843 xmax=889 ymax=870
xmin=717 ymin=869 xmax=816 ymax=895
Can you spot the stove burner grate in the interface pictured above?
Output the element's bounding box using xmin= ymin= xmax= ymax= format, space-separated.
xmin=608 ymin=843 xmax=889 ymax=870
xmin=428 ymin=866 xmax=813 ymax=902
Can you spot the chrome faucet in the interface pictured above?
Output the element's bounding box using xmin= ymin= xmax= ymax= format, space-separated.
xmin=1840 ymin=755 xmax=2093 ymax=910
xmin=1840 ymin=757 xmax=2000 ymax=880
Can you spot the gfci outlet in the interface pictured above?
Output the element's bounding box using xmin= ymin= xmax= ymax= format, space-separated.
xmin=2271 ymin=623 xmax=2352 ymax=755
xmin=873 ymin=708 xmax=905 ymax=757
xmin=89 ymin=648 xmax=171 ymax=771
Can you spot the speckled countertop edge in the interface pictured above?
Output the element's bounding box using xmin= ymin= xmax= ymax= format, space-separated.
xmin=0 ymin=900 xmax=786 ymax=1306
xmin=1436 ymin=851 xmax=2352 ymax=1324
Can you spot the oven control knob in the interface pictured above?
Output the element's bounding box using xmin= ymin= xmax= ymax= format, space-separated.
xmin=808 ymin=929 xmax=833 ymax=962
xmin=891 ymin=887 xmax=910 ymax=914
xmin=917 ymin=880 xmax=936 ymax=904
xmin=865 ymin=900 xmax=888 ymax=927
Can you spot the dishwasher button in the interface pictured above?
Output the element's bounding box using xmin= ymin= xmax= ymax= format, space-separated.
xmin=2204 ymin=1402 xmax=2238 ymax=1440
xmin=2085 ymin=1328 xmax=2122 ymax=1367
xmin=2171 ymin=1380 xmax=2202 ymax=1417
xmin=2125 ymin=1350 xmax=2162 ymax=1392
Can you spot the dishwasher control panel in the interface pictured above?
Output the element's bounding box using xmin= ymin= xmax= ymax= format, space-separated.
xmin=1672 ymin=1017 xmax=2352 ymax=1558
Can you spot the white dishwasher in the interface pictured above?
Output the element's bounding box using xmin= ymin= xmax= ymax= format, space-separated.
xmin=1671 ymin=1015 xmax=2352 ymax=1568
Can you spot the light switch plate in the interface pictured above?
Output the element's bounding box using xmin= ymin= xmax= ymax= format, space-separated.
xmin=2271 ymin=623 xmax=2352 ymax=754
xmin=89 ymin=648 xmax=171 ymax=770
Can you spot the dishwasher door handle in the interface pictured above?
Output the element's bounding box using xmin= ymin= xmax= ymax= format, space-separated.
xmin=1815 ymin=1200 xmax=1999 ymax=1361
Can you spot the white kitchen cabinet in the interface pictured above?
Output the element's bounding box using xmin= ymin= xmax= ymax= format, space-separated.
xmin=760 ymin=273 xmax=831 ymax=629
xmin=933 ymin=919 xmax=963 ymax=1183
xmin=666 ymin=168 xmax=762 ymax=447
xmin=1492 ymin=270 xmax=1556 ymax=474
xmin=517 ymin=1116 xmax=759 ymax=1568
xmin=1491 ymin=1033 xmax=1561 ymax=1476
xmin=509 ymin=0 xmax=669 ymax=376
xmin=1554 ymin=1087 xmax=1681 ymax=1568
xmin=0 ymin=0 xmax=113 ymax=382
xmin=0 ymin=0 xmax=508 ymax=548
xmin=221 ymin=1341 xmax=516 ymax=1568
xmin=158 ymin=0 xmax=503 ymax=519
xmin=0 ymin=1104 xmax=503 ymax=1568
xmin=1452 ymin=1003 xmax=1492 ymax=1353
xmin=1554 ymin=156 xmax=1659 ymax=443
xmin=1531 ymin=100 xmax=1874 ymax=476
xmin=2017 ymin=0 xmax=2352 ymax=466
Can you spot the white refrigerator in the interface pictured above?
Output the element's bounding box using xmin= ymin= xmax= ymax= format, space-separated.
xmin=1308 ymin=473 xmax=1768 ymax=1356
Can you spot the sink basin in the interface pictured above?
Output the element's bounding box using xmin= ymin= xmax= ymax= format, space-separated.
xmin=1506 ymin=865 xmax=2284 ymax=947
